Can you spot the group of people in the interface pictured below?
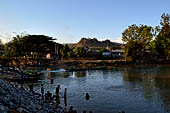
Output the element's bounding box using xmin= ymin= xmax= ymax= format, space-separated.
xmin=17 ymin=82 xmax=127 ymax=113
xmin=40 ymin=84 xmax=93 ymax=113
xmin=40 ymin=84 xmax=65 ymax=105
xmin=65 ymin=106 xmax=93 ymax=113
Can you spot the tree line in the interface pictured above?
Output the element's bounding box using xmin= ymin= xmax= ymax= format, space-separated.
xmin=0 ymin=35 xmax=117 ymax=59
xmin=122 ymin=13 xmax=170 ymax=62
xmin=0 ymin=13 xmax=170 ymax=62
xmin=0 ymin=35 xmax=62 ymax=59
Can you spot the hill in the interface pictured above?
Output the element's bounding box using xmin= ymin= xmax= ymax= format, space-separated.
xmin=74 ymin=38 xmax=122 ymax=48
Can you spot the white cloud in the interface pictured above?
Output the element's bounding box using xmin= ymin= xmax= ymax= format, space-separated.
xmin=98 ymin=37 xmax=123 ymax=43
xmin=112 ymin=37 xmax=123 ymax=43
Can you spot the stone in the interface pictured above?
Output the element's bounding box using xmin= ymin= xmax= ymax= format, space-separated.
xmin=0 ymin=79 xmax=65 ymax=113
xmin=17 ymin=107 xmax=28 ymax=113
xmin=0 ymin=105 xmax=9 ymax=113
xmin=9 ymin=101 xmax=17 ymax=109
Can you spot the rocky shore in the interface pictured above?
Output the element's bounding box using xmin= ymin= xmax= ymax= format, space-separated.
xmin=0 ymin=79 xmax=64 ymax=113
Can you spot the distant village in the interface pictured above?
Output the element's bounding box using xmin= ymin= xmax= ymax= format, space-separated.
xmin=62 ymin=37 xmax=124 ymax=59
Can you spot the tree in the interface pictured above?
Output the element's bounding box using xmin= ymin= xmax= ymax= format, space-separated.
xmin=60 ymin=44 xmax=72 ymax=58
xmin=122 ymin=24 xmax=154 ymax=61
xmin=155 ymin=13 xmax=170 ymax=60
xmin=74 ymin=47 xmax=87 ymax=58
xmin=3 ymin=34 xmax=58 ymax=58
xmin=0 ymin=39 xmax=4 ymax=56
xmin=0 ymin=39 xmax=3 ymax=50
xmin=4 ymin=37 xmax=21 ymax=58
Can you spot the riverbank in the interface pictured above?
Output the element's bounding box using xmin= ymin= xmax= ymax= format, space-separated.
xmin=0 ymin=79 xmax=64 ymax=113
xmin=2 ymin=58 xmax=170 ymax=70
xmin=58 ymin=59 xmax=170 ymax=70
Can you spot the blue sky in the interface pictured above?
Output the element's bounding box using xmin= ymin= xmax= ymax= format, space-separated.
xmin=0 ymin=0 xmax=170 ymax=43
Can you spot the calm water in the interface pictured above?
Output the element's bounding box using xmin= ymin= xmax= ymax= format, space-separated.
xmin=30 ymin=65 xmax=170 ymax=113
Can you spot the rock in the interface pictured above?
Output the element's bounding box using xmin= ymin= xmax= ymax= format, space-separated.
xmin=36 ymin=109 xmax=46 ymax=113
xmin=17 ymin=107 xmax=28 ymax=113
xmin=9 ymin=101 xmax=17 ymax=109
xmin=0 ymin=79 xmax=64 ymax=113
xmin=0 ymin=105 xmax=9 ymax=113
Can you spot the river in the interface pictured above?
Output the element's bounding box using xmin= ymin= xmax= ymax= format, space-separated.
xmin=26 ymin=65 xmax=170 ymax=113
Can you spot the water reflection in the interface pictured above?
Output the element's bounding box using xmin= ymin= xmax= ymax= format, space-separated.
xmin=44 ymin=71 xmax=87 ymax=78
xmin=75 ymin=71 xmax=86 ymax=77
xmin=28 ymin=66 xmax=170 ymax=113
xmin=123 ymin=66 xmax=170 ymax=112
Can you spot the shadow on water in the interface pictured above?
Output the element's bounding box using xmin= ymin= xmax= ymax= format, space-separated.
xmin=122 ymin=66 xmax=170 ymax=112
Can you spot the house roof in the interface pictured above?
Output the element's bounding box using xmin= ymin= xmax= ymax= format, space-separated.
xmin=111 ymin=49 xmax=124 ymax=52
xmin=102 ymin=52 xmax=111 ymax=56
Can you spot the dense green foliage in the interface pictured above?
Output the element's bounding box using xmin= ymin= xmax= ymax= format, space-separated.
xmin=155 ymin=13 xmax=170 ymax=60
xmin=122 ymin=13 xmax=170 ymax=61
xmin=122 ymin=24 xmax=154 ymax=60
xmin=74 ymin=47 xmax=87 ymax=58
xmin=3 ymin=35 xmax=58 ymax=58
xmin=60 ymin=44 xmax=72 ymax=58
xmin=0 ymin=39 xmax=4 ymax=56
xmin=0 ymin=39 xmax=3 ymax=50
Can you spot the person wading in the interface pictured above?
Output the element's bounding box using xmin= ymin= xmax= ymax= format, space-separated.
xmin=41 ymin=84 xmax=44 ymax=98
xmin=64 ymin=88 xmax=67 ymax=107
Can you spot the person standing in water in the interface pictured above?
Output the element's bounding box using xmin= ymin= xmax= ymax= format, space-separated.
xmin=86 ymin=93 xmax=90 ymax=100
xmin=56 ymin=85 xmax=60 ymax=96
xmin=29 ymin=84 xmax=33 ymax=92
xmin=55 ymin=85 xmax=61 ymax=104
xmin=51 ymin=79 xmax=54 ymax=84
xmin=64 ymin=88 xmax=67 ymax=107
xmin=41 ymin=84 xmax=44 ymax=98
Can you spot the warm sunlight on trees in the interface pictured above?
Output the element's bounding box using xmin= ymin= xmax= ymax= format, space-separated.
xmin=60 ymin=44 xmax=72 ymax=58
xmin=122 ymin=24 xmax=154 ymax=61
xmin=122 ymin=13 xmax=170 ymax=61
xmin=74 ymin=47 xmax=87 ymax=58
xmin=3 ymin=35 xmax=57 ymax=58
xmin=155 ymin=13 xmax=170 ymax=60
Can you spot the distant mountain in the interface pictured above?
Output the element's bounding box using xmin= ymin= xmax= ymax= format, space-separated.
xmin=74 ymin=38 xmax=122 ymax=48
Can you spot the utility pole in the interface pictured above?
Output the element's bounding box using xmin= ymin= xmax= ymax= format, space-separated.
xmin=55 ymin=44 xmax=57 ymax=55
xmin=55 ymin=43 xmax=59 ymax=55
xmin=57 ymin=44 xmax=58 ymax=55
xmin=55 ymin=43 xmax=59 ymax=60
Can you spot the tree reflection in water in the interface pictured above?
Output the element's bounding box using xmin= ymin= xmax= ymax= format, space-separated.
xmin=123 ymin=66 xmax=170 ymax=112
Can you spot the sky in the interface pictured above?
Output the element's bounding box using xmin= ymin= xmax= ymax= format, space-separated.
xmin=0 ymin=0 xmax=170 ymax=44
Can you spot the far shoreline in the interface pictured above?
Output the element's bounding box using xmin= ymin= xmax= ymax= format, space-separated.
xmin=1 ymin=58 xmax=170 ymax=71
xmin=55 ymin=59 xmax=170 ymax=70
